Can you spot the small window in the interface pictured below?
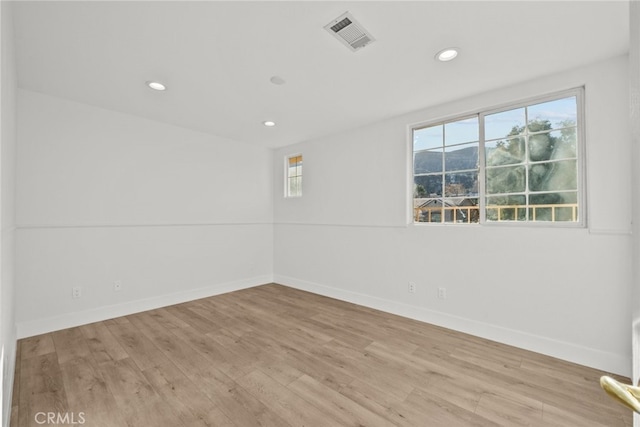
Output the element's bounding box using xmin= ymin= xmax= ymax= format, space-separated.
xmin=413 ymin=89 xmax=583 ymax=226
xmin=286 ymin=154 xmax=303 ymax=198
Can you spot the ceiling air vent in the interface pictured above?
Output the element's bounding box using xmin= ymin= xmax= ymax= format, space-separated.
xmin=324 ymin=12 xmax=375 ymax=52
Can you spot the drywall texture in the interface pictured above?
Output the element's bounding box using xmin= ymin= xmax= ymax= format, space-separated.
xmin=0 ymin=2 xmax=17 ymax=425
xmin=274 ymin=56 xmax=633 ymax=376
xmin=15 ymin=90 xmax=273 ymax=335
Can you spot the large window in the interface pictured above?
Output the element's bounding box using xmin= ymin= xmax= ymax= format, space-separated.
xmin=413 ymin=89 xmax=583 ymax=225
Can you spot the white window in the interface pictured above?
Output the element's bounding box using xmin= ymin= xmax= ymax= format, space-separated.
xmin=413 ymin=89 xmax=584 ymax=226
xmin=286 ymin=154 xmax=303 ymax=197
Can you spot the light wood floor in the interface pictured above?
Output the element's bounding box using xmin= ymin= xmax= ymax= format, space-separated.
xmin=10 ymin=284 xmax=632 ymax=426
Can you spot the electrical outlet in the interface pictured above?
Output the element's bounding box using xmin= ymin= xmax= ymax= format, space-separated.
xmin=114 ymin=280 xmax=122 ymax=292
xmin=408 ymin=282 xmax=416 ymax=293
xmin=438 ymin=287 xmax=447 ymax=299
xmin=72 ymin=286 xmax=82 ymax=299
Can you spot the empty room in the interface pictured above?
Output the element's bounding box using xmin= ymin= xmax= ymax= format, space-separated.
xmin=1 ymin=1 xmax=640 ymax=426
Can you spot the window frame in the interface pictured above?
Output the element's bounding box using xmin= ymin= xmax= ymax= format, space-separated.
xmin=284 ymin=153 xmax=303 ymax=198
xmin=410 ymin=87 xmax=586 ymax=228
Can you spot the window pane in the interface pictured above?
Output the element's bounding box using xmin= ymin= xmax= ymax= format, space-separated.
xmin=288 ymin=155 xmax=301 ymax=167
xmin=527 ymin=96 xmax=577 ymax=130
xmin=414 ymin=198 xmax=443 ymax=223
xmin=288 ymin=155 xmax=302 ymax=172
xmin=485 ymin=108 xmax=525 ymax=141
xmin=414 ymin=175 xmax=442 ymax=198
xmin=414 ymin=125 xmax=443 ymax=151
xmin=445 ymin=117 xmax=479 ymax=146
xmin=288 ymin=176 xmax=302 ymax=197
xmin=529 ymin=192 xmax=578 ymax=222
xmin=486 ymin=165 xmax=525 ymax=194
xmin=485 ymin=195 xmax=527 ymax=221
xmin=443 ymin=197 xmax=479 ymax=224
xmin=529 ymin=129 xmax=578 ymax=162
xmin=529 ymin=132 xmax=556 ymax=162
xmin=547 ymin=159 xmax=577 ymax=191
xmin=286 ymin=155 xmax=302 ymax=198
xmin=550 ymin=128 xmax=577 ymax=160
xmin=530 ymin=192 xmax=577 ymax=204
xmin=288 ymin=155 xmax=302 ymax=178
xmin=445 ymin=143 xmax=478 ymax=171
xmin=414 ymin=149 xmax=443 ymax=174
xmin=445 ymin=172 xmax=478 ymax=197
xmin=529 ymin=160 xmax=577 ymax=192
xmin=485 ymin=137 xmax=525 ymax=166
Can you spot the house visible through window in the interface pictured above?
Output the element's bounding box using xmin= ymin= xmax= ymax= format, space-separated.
xmin=286 ymin=154 xmax=303 ymax=197
xmin=413 ymin=89 xmax=583 ymax=225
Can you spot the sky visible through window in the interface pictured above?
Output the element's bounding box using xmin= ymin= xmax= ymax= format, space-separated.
xmin=413 ymin=98 xmax=577 ymax=151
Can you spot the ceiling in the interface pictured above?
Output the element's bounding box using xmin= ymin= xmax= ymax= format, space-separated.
xmin=12 ymin=1 xmax=629 ymax=149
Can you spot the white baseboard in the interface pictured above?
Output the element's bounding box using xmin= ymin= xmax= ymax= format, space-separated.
xmin=275 ymin=274 xmax=631 ymax=377
xmin=16 ymin=275 xmax=272 ymax=339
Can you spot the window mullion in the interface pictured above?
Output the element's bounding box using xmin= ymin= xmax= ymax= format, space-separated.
xmin=440 ymin=125 xmax=446 ymax=223
xmin=479 ymin=113 xmax=486 ymax=224
xmin=524 ymin=106 xmax=530 ymax=221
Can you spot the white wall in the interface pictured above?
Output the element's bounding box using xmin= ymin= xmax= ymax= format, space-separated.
xmin=274 ymin=56 xmax=632 ymax=376
xmin=15 ymin=90 xmax=274 ymax=337
xmin=0 ymin=1 xmax=17 ymax=425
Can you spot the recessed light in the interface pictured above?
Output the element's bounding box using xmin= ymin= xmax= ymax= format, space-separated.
xmin=146 ymin=81 xmax=166 ymax=91
xmin=435 ymin=48 xmax=459 ymax=62
xmin=263 ymin=121 xmax=276 ymax=127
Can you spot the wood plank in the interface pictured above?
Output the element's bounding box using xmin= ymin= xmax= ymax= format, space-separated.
xmin=79 ymin=322 xmax=129 ymax=365
xmin=337 ymin=378 xmax=422 ymax=427
xmin=239 ymin=329 xmax=356 ymax=392
xmin=17 ymin=353 xmax=69 ymax=427
xmin=405 ymin=387 xmax=501 ymax=426
xmin=99 ymin=358 xmax=186 ymax=427
xmin=142 ymin=362 xmax=236 ymax=427
xmin=146 ymin=307 xmax=191 ymax=331
xmin=474 ymin=391 xmax=543 ymax=426
xmin=204 ymin=328 xmax=262 ymax=378
xmin=288 ymin=373 xmax=395 ymax=426
xmin=316 ymin=339 xmax=416 ymax=400
xmin=172 ymin=325 xmax=246 ymax=378
xmin=419 ymin=375 xmax=484 ymax=413
xmin=163 ymin=304 xmax=221 ymax=334
xmin=104 ymin=318 xmax=171 ymax=371
xmin=50 ymin=327 xmax=92 ymax=365
xmin=235 ymin=369 xmax=327 ymax=426
xmin=190 ymin=367 xmax=291 ymax=427
xmin=57 ymin=356 xmax=126 ymax=427
xmin=19 ymin=335 xmax=54 ymax=360
xmin=541 ymin=402 xmax=618 ymax=427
